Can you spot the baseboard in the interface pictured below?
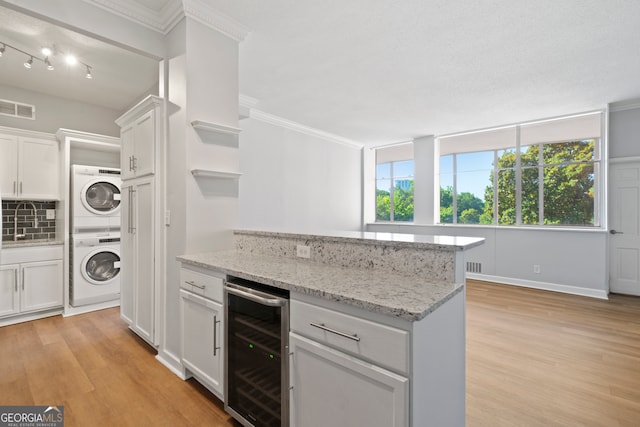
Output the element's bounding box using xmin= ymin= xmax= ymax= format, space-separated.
xmin=467 ymin=273 xmax=609 ymax=300
xmin=156 ymin=349 xmax=187 ymax=379
xmin=0 ymin=309 xmax=63 ymax=327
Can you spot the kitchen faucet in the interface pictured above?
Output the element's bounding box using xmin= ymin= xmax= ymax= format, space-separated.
xmin=14 ymin=202 xmax=39 ymax=241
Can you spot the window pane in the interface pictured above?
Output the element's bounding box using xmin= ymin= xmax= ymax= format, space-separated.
xmin=497 ymin=169 xmax=516 ymax=225
xmin=520 ymin=145 xmax=539 ymax=167
xmin=376 ymin=179 xmax=391 ymax=221
xmin=543 ymin=164 xmax=594 ymax=225
xmin=543 ymin=140 xmax=594 ymax=165
xmin=393 ymin=160 xmax=414 ymax=178
xmin=521 ymin=166 xmax=539 ymax=225
xmin=457 ymin=171 xmax=490 ymax=224
xmin=439 ymin=156 xmax=454 ymax=223
xmin=393 ymin=178 xmax=413 ymax=221
xmin=376 ymin=162 xmax=391 ymax=179
xmin=458 ymin=151 xmax=493 ymax=172
xmin=440 ymin=155 xmax=453 ymax=175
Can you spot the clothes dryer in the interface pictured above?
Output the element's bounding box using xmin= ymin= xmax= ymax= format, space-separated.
xmin=72 ymin=164 xmax=121 ymax=232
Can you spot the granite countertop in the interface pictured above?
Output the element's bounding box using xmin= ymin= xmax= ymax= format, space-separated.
xmin=2 ymin=239 xmax=63 ymax=248
xmin=178 ymin=250 xmax=464 ymax=321
xmin=235 ymin=229 xmax=485 ymax=251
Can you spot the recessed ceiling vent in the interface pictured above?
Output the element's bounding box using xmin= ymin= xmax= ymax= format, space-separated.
xmin=0 ymin=98 xmax=35 ymax=120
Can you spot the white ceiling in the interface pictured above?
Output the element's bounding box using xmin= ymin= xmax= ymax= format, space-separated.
xmin=2 ymin=0 xmax=640 ymax=145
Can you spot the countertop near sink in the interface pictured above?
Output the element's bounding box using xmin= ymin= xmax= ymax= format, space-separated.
xmin=178 ymin=250 xmax=464 ymax=322
xmin=2 ymin=239 xmax=63 ymax=248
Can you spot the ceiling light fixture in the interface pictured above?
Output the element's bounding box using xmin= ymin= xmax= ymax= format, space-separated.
xmin=0 ymin=40 xmax=93 ymax=79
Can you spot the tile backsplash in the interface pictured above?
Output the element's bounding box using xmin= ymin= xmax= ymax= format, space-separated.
xmin=2 ymin=200 xmax=57 ymax=242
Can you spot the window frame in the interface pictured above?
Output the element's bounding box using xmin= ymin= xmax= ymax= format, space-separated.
xmin=375 ymin=159 xmax=415 ymax=222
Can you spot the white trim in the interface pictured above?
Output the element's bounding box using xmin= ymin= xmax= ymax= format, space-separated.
xmin=0 ymin=309 xmax=63 ymax=327
xmin=610 ymin=156 xmax=640 ymax=164
xmin=609 ymin=100 xmax=640 ymax=112
xmin=182 ymin=0 xmax=250 ymax=42
xmin=81 ymin=0 xmax=168 ymax=33
xmin=248 ymin=108 xmax=364 ymax=149
xmin=156 ymin=350 xmax=188 ymax=379
xmin=62 ymin=300 xmax=119 ymax=317
xmin=368 ymin=140 xmax=415 ymax=150
xmin=0 ymin=124 xmax=56 ymax=140
xmin=467 ymin=273 xmax=609 ymax=300
xmin=239 ymin=94 xmax=259 ymax=110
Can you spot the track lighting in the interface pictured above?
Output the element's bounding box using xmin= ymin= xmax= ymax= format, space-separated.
xmin=0 ymin=40 xmax=93 ymax=79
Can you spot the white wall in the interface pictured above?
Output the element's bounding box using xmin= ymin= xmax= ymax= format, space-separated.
xmin=609 ymin=105 xmax=640 ymax=158
xmin=238 ymin=118 xmax=362 ymax=232
xmin=0 ymin=84 xmax=121 ymax=136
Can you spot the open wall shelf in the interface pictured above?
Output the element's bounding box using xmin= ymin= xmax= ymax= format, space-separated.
xmin=191 ymin=169 xmax=241 ymax=197
xmin=191 ymin=120 xmax=241 ymax=147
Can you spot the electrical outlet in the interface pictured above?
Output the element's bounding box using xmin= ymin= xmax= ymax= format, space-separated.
xmin=533 ymin=264 xmax=541 ymax=274
xmin=296 ymin=245 xmax=311 ymax=259
xmin=46 ymin=209 xmax=55 ymax=220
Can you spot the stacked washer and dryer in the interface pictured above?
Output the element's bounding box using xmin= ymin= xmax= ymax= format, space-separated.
xmin=70 ymin=165 xmax=122 ymax=307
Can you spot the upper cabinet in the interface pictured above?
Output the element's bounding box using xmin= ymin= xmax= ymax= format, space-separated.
xmin=116 ymin=96 xmax=163 ymax=180
xmin=0 ymin=131 xmax=60 ymax=200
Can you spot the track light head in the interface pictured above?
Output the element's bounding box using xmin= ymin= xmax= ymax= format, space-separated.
xmin=45 ymin=57 xmax=54 ymax=71
xmin=85 ymin=65 xmax=92 ymax=79
xmin=0 ymin=44 xmax=5 ymax=57
xmin=24 ymin=56 xmax=33 ymax=69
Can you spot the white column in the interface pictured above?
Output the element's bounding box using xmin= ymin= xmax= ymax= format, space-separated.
xmin=413 ymin=135 xmax=438 ymax=224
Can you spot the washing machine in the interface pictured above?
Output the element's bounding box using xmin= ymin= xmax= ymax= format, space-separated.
xmin=71 ymin=233 xmax=121 ymax=306
xmin=72 ymin=164 xmax=122 ymax=232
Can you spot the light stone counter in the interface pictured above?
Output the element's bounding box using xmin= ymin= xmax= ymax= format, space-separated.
xmin=2 ymin=239 xmax=63 ymax=248
xmin=178 ymin=250 xmax=462 ymax=321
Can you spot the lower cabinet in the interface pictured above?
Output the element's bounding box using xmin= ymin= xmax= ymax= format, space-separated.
xmin=0 ymin=258 xmax=63 ymax=319
xmin=179 ymin=266 xmax=225 ymax=398
xmin=180 ymin=290 xmax=224 ymax=396
xmin=289 ymin=333 xmax=408 ymax=427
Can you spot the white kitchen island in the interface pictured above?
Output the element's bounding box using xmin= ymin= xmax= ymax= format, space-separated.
xmin=178 ymin=229 xmax=484 ymax=427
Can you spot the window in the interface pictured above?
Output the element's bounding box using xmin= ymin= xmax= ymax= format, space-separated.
xmin=375 ymin=144 xmax=414 ymax=222
xmin=439 ymin=112 xmax=602 ymax=227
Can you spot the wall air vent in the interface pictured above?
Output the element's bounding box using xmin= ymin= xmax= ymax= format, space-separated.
xmin=466 ymin=261 xmax=482 ymax=274
xmin=0 ymin=98 xmax=35 ymax=120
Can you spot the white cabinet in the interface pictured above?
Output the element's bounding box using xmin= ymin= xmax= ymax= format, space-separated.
xmin=121 ymin=177 xmax=156 ymax=345
xmin=289 ymin=333 xmax=408 ymax=427
xmin=179 ymin=267 xmax=225 ymax=397
xmin=0 ymin=247 xmax=63 ymax=321
xmin=289 ymin=298 xmax=409 ymax=427
xmin=117 ymin=97 xmax=161 ymax=180
xmin=0 ymin=133 xmax=60 ymax=200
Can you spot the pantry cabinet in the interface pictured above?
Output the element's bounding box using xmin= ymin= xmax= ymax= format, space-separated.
xmin=0 ymin=132 xmax=60 ymax=200
xmin=117 ymin=97 xmax=161 ymax=180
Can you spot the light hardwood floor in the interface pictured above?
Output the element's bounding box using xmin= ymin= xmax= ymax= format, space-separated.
xmin=1 ymin=280 xmax=639 ymax=426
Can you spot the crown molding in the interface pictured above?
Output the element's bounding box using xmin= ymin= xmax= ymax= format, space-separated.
xmin=81 ymin=0 xmax=250 ymax=40
xmin=182 ymin=0 xmax=250 ymax=42
xmin=248 ymin=109 xmax=364 ymax=149
xmin=609 ymin=99 xmax=640 ymax=112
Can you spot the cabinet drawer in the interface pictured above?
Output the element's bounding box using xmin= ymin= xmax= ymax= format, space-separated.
xmin=180 ymin=268 xmax=223 ymax=303
xmin=290 ymin=299 xmax=409 ymax=374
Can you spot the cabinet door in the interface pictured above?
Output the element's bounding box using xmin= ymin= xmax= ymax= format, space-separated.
xmin=132 ymin=110 xmax=155 ymax=178
xmin=0 ymin=265 xmax=20 ymax=317
xmin=20 ymin=260 xmax=63 ymax=312
xmin=133 ymin=178 xmax=155 ymax=344
xmin=19 ymin=137 xmax=60 ymax=200
xmin=0 ymin=134 xmax=19 ymax=197
xmin=120 ymin=125 xmax=136 ymax=181
xmin=181 ymin=290 xmax=224 ymax=396
xmin=119 ymin=183 xmax=134 ymax=325
xmin=290 ymin=333 xmax=409 ymax=427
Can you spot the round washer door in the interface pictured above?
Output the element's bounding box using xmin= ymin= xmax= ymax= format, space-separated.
xmin=81 ymin=248 xmax=121 ymax=286
xmin=81 ymin=180 xmax=121 ymax=215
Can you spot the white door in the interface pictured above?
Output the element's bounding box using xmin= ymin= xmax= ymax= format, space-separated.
xmin=120 ymin=125 xmax=136 ymax=180
xmin=133 ymin=110 xmax=155 ymax=178
xmin=20 ymin=260 xmax=63 ymax=312
xmin=609 ymin=161 xmax=640 ymax=295
xmin=180 ymin=290 xmax=223 ymax=396
xmin=289 ymin=333 xmax=408 ymax=427
xmin=133 ymin=178 xmax=155 ymax=344
xmin=0 ymin=265 xmax=20 ymax=317
xmin=19 ymin=137 xmax=60 ymax=200
xmin=120 ymin=183 xmax=134 ymax=324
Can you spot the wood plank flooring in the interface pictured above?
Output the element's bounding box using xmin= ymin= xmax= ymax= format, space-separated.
xmin=1 ymin=280 xmax=639 ymax=426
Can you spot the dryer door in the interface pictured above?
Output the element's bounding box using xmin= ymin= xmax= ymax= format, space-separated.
xmin=81 ymin=248 xmax=121 ymax=286
xmin=81 ymin=181 xmax=121 ymax=215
